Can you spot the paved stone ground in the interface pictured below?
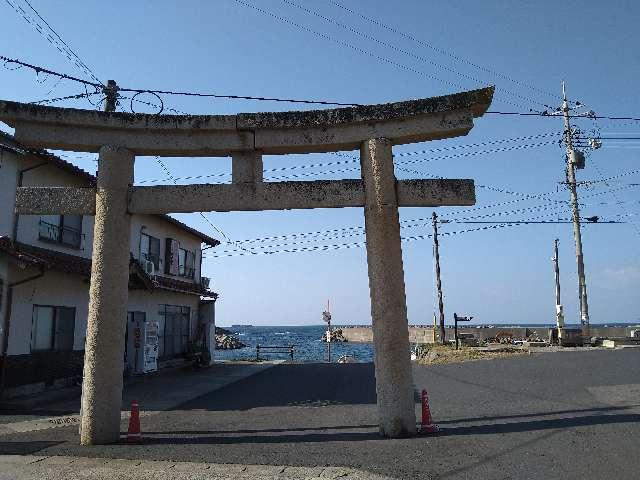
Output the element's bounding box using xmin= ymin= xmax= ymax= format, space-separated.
xmin=1 ymin=349 xmax=639 ymax=479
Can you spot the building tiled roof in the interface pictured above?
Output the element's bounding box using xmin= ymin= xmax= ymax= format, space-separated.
xmin=0 ymin=236 xmax=91 ymax=276
xmin=0 ymin=132 xmax=220 ymax=247
xmin=0 ymin=237 xmax=212 ymax=296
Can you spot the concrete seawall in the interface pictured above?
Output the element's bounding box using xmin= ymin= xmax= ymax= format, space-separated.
xmin=340 ymin=326 xmax=638 ymax=343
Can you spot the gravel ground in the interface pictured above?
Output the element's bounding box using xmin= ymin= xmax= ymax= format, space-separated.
xmin=1 ymin=349 xmax=639 ymax=479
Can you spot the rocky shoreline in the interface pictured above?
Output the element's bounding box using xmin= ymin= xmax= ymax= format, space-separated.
xmin=320 ymin=328 xmax=348 ymax=343
xmin=215 ymin=328 xmax=246 ymax=350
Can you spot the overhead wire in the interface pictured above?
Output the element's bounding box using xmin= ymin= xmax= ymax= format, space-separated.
xmin=3 ymin=0 xmax=101 ymax=84
xmin=326 ymin=0 xmax=567 ymax=105
xmin=4 ymin=55 xmax=640 ymax=123
xmin=279 ymin=0 xmax=548 ymax=109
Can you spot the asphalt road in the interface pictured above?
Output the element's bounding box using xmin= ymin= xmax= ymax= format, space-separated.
xmin=1 ymin=349 xmax=639 ymax=479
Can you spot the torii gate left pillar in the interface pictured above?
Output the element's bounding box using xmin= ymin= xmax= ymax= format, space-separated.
xmin=1 ymin=86 xmax=494 ymax=444
xmin=80 ymin=146 xmax=134 ymax=444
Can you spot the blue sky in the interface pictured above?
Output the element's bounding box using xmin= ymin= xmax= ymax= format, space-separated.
xmin=1 ymin=1 xmax=638 ymax=326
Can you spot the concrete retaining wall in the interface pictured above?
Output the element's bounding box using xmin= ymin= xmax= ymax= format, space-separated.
xmin=340 ymin=325 xmax=638 ymax=343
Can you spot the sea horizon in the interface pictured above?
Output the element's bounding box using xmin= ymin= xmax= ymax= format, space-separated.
xmin=221 ymin=322 xmax=640 ymax=328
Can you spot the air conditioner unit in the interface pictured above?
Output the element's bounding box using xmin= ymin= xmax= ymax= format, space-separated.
xmin=143 ymin=260 xmax=155 ymax=276
xmin=201 ymin=276 xmax=211 ymax=289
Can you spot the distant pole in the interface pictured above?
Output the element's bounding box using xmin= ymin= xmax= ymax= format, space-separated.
xmin=553 ymin=239 xmax=561 ymax=306
xmin=432 ymin=313 xmax=437 ymax=343
xmin=323 ymin=300 xmax=332 ymax=363
xmin=561 ymin=82 xmax=590 ymax=340
xmin=103 ymin=80 xmax=118 ymax=113
xmin=432 ymin=212 xmax=445 ymax=344
xmin=454 ymin=313 xmax=459 ymax=350
xmin=553 ymin=238 xmax=565 ymax=344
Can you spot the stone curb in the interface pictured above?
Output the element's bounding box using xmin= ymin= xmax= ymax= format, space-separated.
xmin=0 ymin=455 xmax=393 ymax=480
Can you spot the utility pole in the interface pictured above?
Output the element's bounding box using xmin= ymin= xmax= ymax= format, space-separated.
xmin=432 ymin=212 xmax=445 ymax=344
xmin=103 ymin=80 xmax=118 ymax=113
xmin=553 ymin=238 xmax=565 ymax=345
xmin=561 ymin=82 xmax=590 ymax=340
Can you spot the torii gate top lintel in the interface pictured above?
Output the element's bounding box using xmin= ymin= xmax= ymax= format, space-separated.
xmin=0 ymin=86 xmax=494 ymax=156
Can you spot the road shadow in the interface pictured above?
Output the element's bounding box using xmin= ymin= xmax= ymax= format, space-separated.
xmin=436 ymin=404 xmax=639 ymax=425
xmin=133 ymin=411 xmax=640 ymax=446
xmin=138 ymin=423 xmax=380 ymax=436
xmin=439 ymin=413 xmax=640 ymax=436
xmin=0 ymin=440 xmax=62 ymax=455
xmin=173 ymin=363 xmax=378 ymax=411
xmin=138 ymin=430 xmax=382 ymax=445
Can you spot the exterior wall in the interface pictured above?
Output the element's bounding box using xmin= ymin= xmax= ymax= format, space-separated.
xmin=17 ymin=162 xmax=94 ymax=258
xmin=0 ymin=258 xmax=9 ymax=355
xmin=6 ymin=155 xmax=205 ymax=285
xmin=0 ymin=146 xmax=212 ymax=392
xmin=3 ymin=268 xmax=201 ymax=388
xmin=129 ymin=214 xmax=203 ymax=284
xmin=7 ymin=268 xmax=89 ymax=355
xmin=200 ymin=300 xmax=216 ymax=363
xmin=127 ymin=288 xmax=201 ymax=338
xmin=0 ymin=149 xmax=18 ymax=238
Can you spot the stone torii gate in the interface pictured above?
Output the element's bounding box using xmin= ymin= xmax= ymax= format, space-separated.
xmin=0 ymin=86 xmax=493 ymax=445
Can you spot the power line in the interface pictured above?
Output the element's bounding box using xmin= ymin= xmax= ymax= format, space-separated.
xmin=117 ymin=88 xmax=360 ymax=107
xmin=5 ymin=54 xmax=640 ymax=123
xmin=207 ymin=212 xmax=624 ymax=258
xmin=231 ymin=201 xmax=573 ymax=246
xmin=326 ymin=0 xmax=566 ymax=105
xmin=393 ymin=131 xmax=561 ymax=158
xmin=395 ymin=139 xmax=559 ymax=167
xmin=29 ymin=91 xmax=98 ymax=105
xmin=0 ymin=55 xmax=101 ymax=87
xmin=231 ymin=0 xmax=531 ymax=110
xmin=4 ymin=0 xmax=101 ymax=84
xmin=21 ymin=0 xmax=102 ymax=84
xmin=280 ymin=0 xmax=547 ymax=109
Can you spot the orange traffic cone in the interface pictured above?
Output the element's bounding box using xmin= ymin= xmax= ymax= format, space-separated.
xmin=419 ymin=389 xmax=439 ymax=434
xmin=126 ymin=400 xmax=142 ymax=443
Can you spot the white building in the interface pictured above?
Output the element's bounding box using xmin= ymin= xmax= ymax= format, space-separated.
xmin=0 ymin=133 xmax=218 ymax=396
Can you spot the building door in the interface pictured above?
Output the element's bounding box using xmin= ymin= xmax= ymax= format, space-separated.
xmin=158 ymin=305 xmax=190 ymax=360
xmin=125 ymin=311 xmax=146 ymax=373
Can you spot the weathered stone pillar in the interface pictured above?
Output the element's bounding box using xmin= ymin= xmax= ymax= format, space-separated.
xmin=361 ymin=138 xmax=416 ymax=438
xmin=232 ymin=150 xmax=263 ymax=183
xmin=80 ymin=146 xmax=134 ymax=445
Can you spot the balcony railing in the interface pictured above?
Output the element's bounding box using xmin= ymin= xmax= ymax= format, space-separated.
xmin=38 ymin=220 xmax=83 ymax=249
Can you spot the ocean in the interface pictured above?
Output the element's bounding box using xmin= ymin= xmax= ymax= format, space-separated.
xmin=214 ymin=325 xmax=375 ymax=363
xmin=213 ymin=323 xmax=639 ymax=363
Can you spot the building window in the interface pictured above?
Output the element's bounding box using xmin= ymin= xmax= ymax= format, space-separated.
xmin=140 ymin=233 xmax=161 ymax=270
xmin=39 ymin=215 xmax=83 ymax=248
xmin=178 ymin=248 xmax=195 ymax=279
xmin=157 ymin=305 xmax=190 ymax=360
xmin=31 ymin=305 xmax=76 ymax=351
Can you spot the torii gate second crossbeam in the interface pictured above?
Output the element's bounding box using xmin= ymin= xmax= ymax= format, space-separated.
xmin=0 ymin=86 xmax=494 ymax=444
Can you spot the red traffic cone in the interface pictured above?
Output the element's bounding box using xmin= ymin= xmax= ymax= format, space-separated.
xmin=126 ymin=400 xmax=142 ymax=443
xmin=419 ymin=389 xmax=438 ymax=434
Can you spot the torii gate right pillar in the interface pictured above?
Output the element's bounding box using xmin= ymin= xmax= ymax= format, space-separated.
xmin=361 ymin=138 xmax=416 ymax=437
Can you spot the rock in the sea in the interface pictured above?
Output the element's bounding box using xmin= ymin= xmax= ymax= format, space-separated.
xmin=321 ymin=328 xmax=348 ymax=342
xmin=215 ymin=334 xmax=246 ymax=350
